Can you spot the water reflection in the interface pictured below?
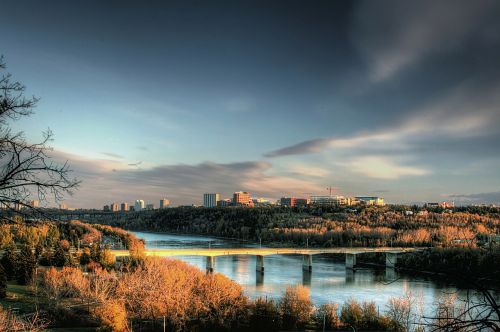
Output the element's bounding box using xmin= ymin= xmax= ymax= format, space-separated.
xmin=133 ymin=231 xmax=463 ymax=316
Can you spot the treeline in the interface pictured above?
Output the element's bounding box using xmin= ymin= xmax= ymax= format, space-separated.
xmin=0 ymin=219 xmax=145 ymax=291
xmin=35 ymin=256 xmax=466 ymax=332
xmin=398 ymin=247 xmax=500 ymax=283
xmin=100 ymin=206 xmax=499 ymax=248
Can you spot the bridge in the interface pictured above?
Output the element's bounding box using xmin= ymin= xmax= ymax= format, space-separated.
xmin=111 ymin=247 xmax=424 ymax=273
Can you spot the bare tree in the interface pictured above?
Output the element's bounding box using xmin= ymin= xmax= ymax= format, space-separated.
xmin=0 ymin=56 xmax=79 ymax=219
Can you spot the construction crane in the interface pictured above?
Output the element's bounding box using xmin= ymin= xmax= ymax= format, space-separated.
xmin=326 ymin=186 xmax=334 ymax=196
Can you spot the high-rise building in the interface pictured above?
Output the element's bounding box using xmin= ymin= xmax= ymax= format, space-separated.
xmin=110 ymin=202 xmax=119 ymax=212
xmin=28 ymin=200 xmax=40 ymax=208
xmin=146 ymin=203 xmax=154 ymax=210
xmin=121 ymin=202 xmax=129 ymax=211
xmin=233 ymin=191 xmax=253 ymax=206
xmin=160 ymin=198 xmax=170 ymax=209
xmin=103 ymin=205 xmax=110 ymax=211
xmin=59 ymin=203 xmax=68 ymax=210
xmin=203 ymin=193 xmax=220 ymax=208
xmin=135 ymin=199 xmax=145 ymax=211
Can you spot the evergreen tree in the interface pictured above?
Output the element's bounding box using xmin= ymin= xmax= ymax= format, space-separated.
xmin=0 ymin=244 xmax=17 ymax=280
xmin=0 ymin=263 xmax=7 ymax=298
xmin=90 ymin=242 xmax=101 ymax=263
xmin=51 ymin=242 xmax=67 ymax=267
xmin=16 ymin=245 xmax=37 ymax=285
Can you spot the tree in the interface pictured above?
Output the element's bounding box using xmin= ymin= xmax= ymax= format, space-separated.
xmin=16 ymin=245 xmax=37 ymax=285
xmin=0 ymin=263 xmax=7 ymax=298
xmin=280 ymin=285 xmax=314 ymax=331
xmin=0 ymin=243 xmax=17 ymax=279
xmin=315 ymin=303 xmax=341 ymax=331
xmin=250 ymin=297 xmax=281 ymax=331
xmin=0 ymin=56 xmax=79 ymax=220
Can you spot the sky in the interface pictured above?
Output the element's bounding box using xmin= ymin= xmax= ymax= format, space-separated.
xmin=2 ymin=0 xmax=500 ymax=207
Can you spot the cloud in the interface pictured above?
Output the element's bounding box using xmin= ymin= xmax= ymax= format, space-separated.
xmin=49 ymin=151 xmax=323 ymax=208
xmin=101 ymin=152 xmax=124 ymax=159
xmin=265 ymin=79 xmax=500 ymax=159
xmin=264 ymin=138 xmax=331 ymax=157
xmin=445 ymin=191 xmax=500 ymax=205
xmin=222 ymin=97 xmax=255 ymax=113
xmin=342 ymin=156 xmax=429 ymax=180
xmin=287 ymin=165 xmax=330 ymax=178
xmin=351 ymin=0 xmax=500 ymax=81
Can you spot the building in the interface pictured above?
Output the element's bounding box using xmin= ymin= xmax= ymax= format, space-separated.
xmin=355 ymin=196 xmax=385 ymax=206
xmin=121 ymin=202 xmax=129 ymax=212
xmin=110 ymin=202 xmax=119 ymax=212
xmin=439 ymin=201 xmax=454 ymax=208
xmin=135 ymin=199 xmax=145 ymax=211
xmin=146 ymin=203 xmax=154 ymax=210
xmin=59 ymin=203 xmax=68 ymax=210
xmin=310 ymin=195 xmax=341 ymax=206
xmin=203 ymin=193 xmax=220 ymax=208
xmin=103 ymin=205 xmax=110 ymax=212
xmin=280 ymin=197 xmax=309 ymax=207
xmin=160 ymin=198 xmax=170 ymax=209
xmin=217 ymin=199 xmax=232 ymax=207
xmin=233 ymin=191 xmax=253 ymax=206
xmin=252 ymin=198 xmax=273 ymax=206
xmin=28 ymin=200 xmax=40 ymax=208
xmin=425 ymin=201 xmax=454 ymax=209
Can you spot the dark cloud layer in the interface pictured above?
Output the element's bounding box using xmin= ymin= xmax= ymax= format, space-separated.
xmin=447 ymin=192 xmax=500 ymax=205
xmin=52 ymin=151 xmax=322 ymax=208
xmin=3 ymin=0 xmax=500 ymax=206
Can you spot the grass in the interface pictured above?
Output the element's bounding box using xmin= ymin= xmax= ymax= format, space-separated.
xmin=45 ymin=328 xmax=96 ymax=332
xmin=0 ymin=282 xmax=44 ymax=314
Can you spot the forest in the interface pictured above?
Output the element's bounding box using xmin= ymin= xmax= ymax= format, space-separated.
xmin=100 ymin=205 xmax=500 ymax=248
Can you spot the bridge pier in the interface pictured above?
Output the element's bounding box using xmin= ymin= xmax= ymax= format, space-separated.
xmin=302 ymin=254 xmax=312 ymax=271
xmin=345 ymin=253 xmax=357 ymax=269
xmin=256 ymin=271 xmax=264 ymax=286
xmin=206 ymin=256 xmax=215 ymax=273
xmin=302 ymin=269 xmax=312 ymax=286
xmin=345 ymin=269 xmax=355 ymax=283
xmin=256 ymin=255 xmax=265 ymax=273
xmin=385 ymin=252 xmax=398 ymax=268
xmin=385 ymin=266 xmax=397 ymax=280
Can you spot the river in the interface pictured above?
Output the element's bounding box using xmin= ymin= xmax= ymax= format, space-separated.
xmin=132 ymin=231 xmax=461 ymax=315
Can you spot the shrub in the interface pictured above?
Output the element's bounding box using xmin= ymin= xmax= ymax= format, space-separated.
xmin=316 ymin=303 xmax=341 ymax=330
xmin=94 ymin=299 xmax=128 ymax=332
xmin=249 ymin=297 xmax=281 ymax=331
xmin=280 ymin=285 xmax=313 ymax=330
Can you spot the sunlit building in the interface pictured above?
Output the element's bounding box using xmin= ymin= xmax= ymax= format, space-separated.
xmin=280 ymin=197 xmax=309 ymax=207
xmin=252 ymin=198 xmax=273 ymax=206
xmin=160 ymin=198 xmax=170 ymax=209
xmin=233 ymin=191 xmax=253 ymax=206
xmin=203 ymin=193 xmax=220 ymax=208
xmin=135 ymin=199 xmax=145 ymax=211
xmin=310 ymin=195 xmax=344 ymax=206
xmin=28 ymin=200 xmax=40 ymax=208
xmin=59 ymin=203 xmax=68 ymax=210
xmin=121 ymin=202 xmax=129 ymax=211
xmin=110 ymin=202 xmax=119 ymax=212
xmin=355 ymin=196 xmax=385 ymax=206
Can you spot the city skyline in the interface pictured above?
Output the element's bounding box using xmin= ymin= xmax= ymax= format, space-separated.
xmin=2 ymin=0 xmax=500 ymax=208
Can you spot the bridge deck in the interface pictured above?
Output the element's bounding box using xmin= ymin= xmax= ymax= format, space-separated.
xmin=111 ymin=247 xmax=422 ymax=257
